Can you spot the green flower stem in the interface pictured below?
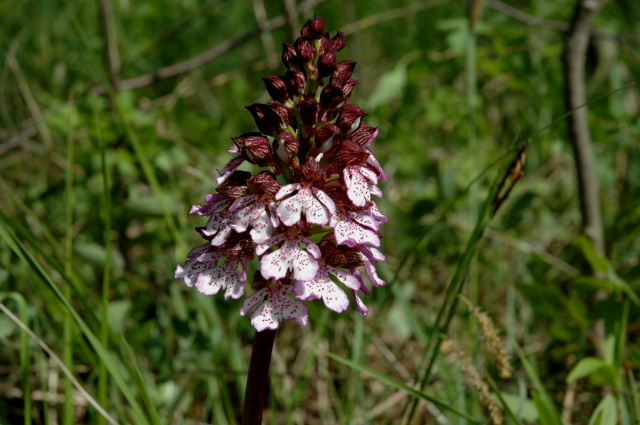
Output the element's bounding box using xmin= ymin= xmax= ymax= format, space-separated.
xmin=242 ymin=328 xmax=277 ymax=425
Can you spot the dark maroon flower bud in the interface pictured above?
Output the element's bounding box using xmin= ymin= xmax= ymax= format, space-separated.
xmin=268 ymin=101 xmax=290 ymax=131
xmin=246 ymin=103 xmax=285 ymax=137
xmin=327 ymin=30 xmax=346 ymax=52
xmin=263 ymin=76 xmax=289 ymax=103
xmin=319 ymin=240 xmax=364 ymax=268
xmin=319 ymin=83 xmax=344 ymax=111
xmin=350 ymin=122 xmax=377 ymax=146
xmin=232 ymin=132 xmax=273 ymax=166
xmin=225 ymin=234 xmax=255 ymax=258
xmin=341 ymin=78 xmax=358 ymax=101
xmin=318 ymin=240 xmax=336 ymax=258
xmin=299 ymin=99 xmax=319 ymax=127
xmin=331 ymin=61 xmax=356 ymax=85
xmin=337 ymin=104 xmax=367 ymax=134
xmin=294 ymin=158 xmax=324 ymax=186
xmin=273 ymin=131 xmax=299 ymax=165
xmin=216 ymin=170 xmax=251 ymax=198
xmin=247 ymin=171 xmax=281 ymax=197
xmin=301 ymin=16 xmax=325 ymax=39
xmin=323 ymin=188 xmax=357 ymax=211
xmin=284 ymin=69 xmax=306 ymax=99
xmin=251 ymin=270 xmax=269 ymax=291
xmin=318 ymin=50 xmax=337 ymax=77
xmin=333 ymin=139 xmax=369 ymax=168
xmin=316 ymin=123 xmax=340 ymax=153
xmin=294 ymin=37 xmax=313 ymax=62
xmin=282 ymin=43 xmax=300 ymax=69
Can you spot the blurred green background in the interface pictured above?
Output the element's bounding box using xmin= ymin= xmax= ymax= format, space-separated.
xmin=1 ymin=0 xmax=639 ymax=424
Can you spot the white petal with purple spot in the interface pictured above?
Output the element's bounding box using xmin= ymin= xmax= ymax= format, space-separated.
xmin=240 ymin=285 xmax=308 ymax=331
xmin=258 ymin=233 xmax=321 ymax=281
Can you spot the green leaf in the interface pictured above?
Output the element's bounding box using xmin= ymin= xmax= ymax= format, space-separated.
xmin=366 ymin=62 xmax=408 ymax=110
xmin=575 ymin=235 xmax=609 ymax=274
xmin=567 ymin=357 xmax=608 ymax=383
xmin=499 ymin=393 xmax=537 ymax=423
xmin=107 ymin=300 xmax=131 ymax=334
xmin=608 ymin=269 xmax=640 ymax=305
xmin=588 ymin=394 xmax=617 ymax=425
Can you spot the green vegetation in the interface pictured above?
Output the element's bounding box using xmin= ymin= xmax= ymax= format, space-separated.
xmin=1 ymin=0 xmax=639 ymax=423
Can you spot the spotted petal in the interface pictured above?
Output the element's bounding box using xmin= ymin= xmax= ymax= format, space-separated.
xmin=201 ymin=208 xmax=236 ymax=246
xmin=174 ymin=245 xmax=247 ymax=299
xmin=331 ymin=210 xmax=380 ymax=248
xmin=343 ymin=165 xmax=378 ymax=207
xmin=189 ymin=193 xmax=229 ymax=216
xmin=357 ymin=245 xmax=386 ymax=287
xmin=240 ymin=284 xmax=308 ymax=331
xmin=229 ymin=195 xmax=279 ymax=244
xmin=367 ymin=152 xmax=387 ymax=181
xmin=276 ymin=184 xmax=336 ymax=226
xmin=367 ymin=202 xmax=388 ymax=225
xmin=294 ymin=264 xmax=360 ymax=313
xmin=257 ymin=232 xmax=321 ymax=281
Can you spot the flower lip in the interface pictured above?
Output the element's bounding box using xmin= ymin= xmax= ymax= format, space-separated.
xmin=240 ymin=283 xmax=309 ymax=331
xmin=275 ymin=183 xmax=336 ymax=227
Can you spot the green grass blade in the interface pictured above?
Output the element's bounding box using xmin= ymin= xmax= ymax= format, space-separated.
xmin=627 ymin=368 xmax=640 ymax=423
xmin=0 ymin=203 xmax=99 ymax=328
xmin=0 ymin=217 xmax=150 ymax=424
xmin=0 ymin=301 xmax=118 ymax=425
xmin=121 ymin=336 xmax=164 ymax=425
xmin=2 ymin=293 xmax=32 ymax=425
xmin=91 ymin=92 xmax=113 ymax=425
xmin=515 ymin=344 xmax=562 ymax=425
xmin=63 ymin=107 xmax=75 ymax=425
xmin=326 ymin=351 xmax=481 ymax=423
xmin=485 ymin=373 xmax=523 ymax=425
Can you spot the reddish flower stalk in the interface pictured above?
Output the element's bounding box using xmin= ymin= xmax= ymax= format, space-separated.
xmin=175 ymin=16 xmax=387 ymax=422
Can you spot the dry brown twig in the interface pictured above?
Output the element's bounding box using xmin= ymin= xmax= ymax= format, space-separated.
xmin=562 ymin=0 xmax=608 ymax=257
xmin=487 ymin=0 xmax=640 ymax=44
xmin=91 ymin=0 xmax=327 ymax=94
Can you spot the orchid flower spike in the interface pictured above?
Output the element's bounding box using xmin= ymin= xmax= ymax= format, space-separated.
xmin=175 ymin=15 xmax=387 ymax=332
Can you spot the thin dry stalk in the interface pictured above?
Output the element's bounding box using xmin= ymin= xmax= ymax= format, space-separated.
xmin=97 ymin=0 xmax=121 ymax=91
xmin=7 ymin=42 xmax=54 ymax=150
xmin=252 ymin=0 xmax=279 ymax=70
xmin=562 ymin=0 xmax=608 ymax=257
xmin=92 ymin=0 xmax=327 ymax=94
